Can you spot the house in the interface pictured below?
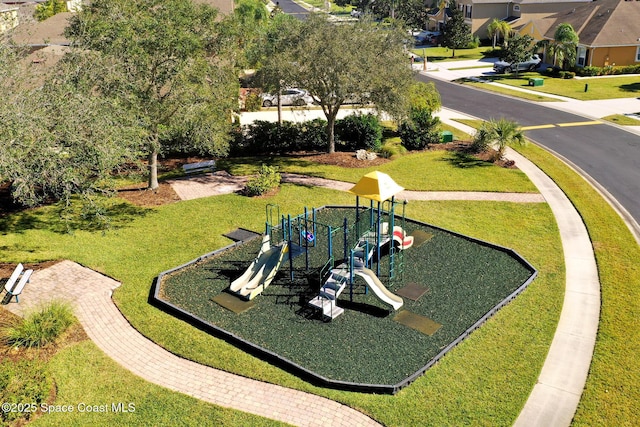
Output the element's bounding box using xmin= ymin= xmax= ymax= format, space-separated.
xmin=519 ymin=0 xmax=640 ymax=67
xmin=446 ymin=0 xmax=592 ymax=39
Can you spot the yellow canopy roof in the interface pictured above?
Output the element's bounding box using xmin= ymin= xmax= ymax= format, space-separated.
xmin=348 ymin=171 xmax=404 ymax=202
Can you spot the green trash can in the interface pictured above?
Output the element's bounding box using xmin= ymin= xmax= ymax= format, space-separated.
xmin=528 ymin=78 xmax=543 ymax=87
xmin=441 ymin=130 xmax=453 ymax=143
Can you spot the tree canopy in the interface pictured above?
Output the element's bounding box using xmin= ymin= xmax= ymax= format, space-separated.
xmin=65 ymin=0 xmax=239 ymax=190
xmin=441 ymin=1 xmax=472 ymax=58
xmin=259 ymin=14 xmax=415 ymax=153
xmin=0 ymin=48 xmax=142 ymax=210
xmin=487 ymin=18 xmax=511 ymax=49
xmin=502 ymin=33 xmax=535 ymax=76
xmin=550 ymin=23 xmax=579 ymax=69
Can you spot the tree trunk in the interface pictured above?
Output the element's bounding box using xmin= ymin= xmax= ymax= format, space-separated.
xmin=277 ymin=91 xmax=282 ymax=125
xmin=327 ymin=114 xmax=336 ymax=154
xmin=148 ymin=149 xmax=159 ymax=190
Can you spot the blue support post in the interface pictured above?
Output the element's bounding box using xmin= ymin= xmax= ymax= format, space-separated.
xmin=343 ymin=218 xmax=348 ymax=264
xmin=287 ymin=214 xmax=294 ymax=281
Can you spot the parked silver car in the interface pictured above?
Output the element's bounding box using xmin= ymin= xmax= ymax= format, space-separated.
xmin=261 ymin=88 xmax=314 ymax=107
xmin=493 ymin=54 xmax=542 ymax=74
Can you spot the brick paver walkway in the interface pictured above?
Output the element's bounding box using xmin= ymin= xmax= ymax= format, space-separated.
xmin=168 ymin=171 xmax=546 ymax=203
xmin=4 ymin=261 xmax=379 ymax=427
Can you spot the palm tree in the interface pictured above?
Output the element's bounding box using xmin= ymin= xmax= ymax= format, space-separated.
xmin=476 ymin=118 xmax=525 ymax=161
xmin=487 ymin=18 xmax=511 ymax=49
xmin=549 ymin=23 xmax=579 ymax=69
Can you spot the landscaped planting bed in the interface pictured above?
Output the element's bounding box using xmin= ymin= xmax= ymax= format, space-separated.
xmin=155 ymin=207 xmax=536 ymax=393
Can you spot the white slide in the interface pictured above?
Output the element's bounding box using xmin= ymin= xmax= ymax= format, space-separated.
xmin=354 ymin=267 xmax=403 ymax=310
xmin=230 ymin=236 xmax=288 ymax=300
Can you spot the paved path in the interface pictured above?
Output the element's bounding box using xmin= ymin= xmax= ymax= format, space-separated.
xmin=3 ymin=261 xmax=379 ymax=427
xmin=169 ymin=172 xmax=546 ymax=203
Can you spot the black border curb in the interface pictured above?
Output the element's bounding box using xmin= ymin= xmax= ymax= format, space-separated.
xmin=151 ymin=205 xmax=537 ymax=395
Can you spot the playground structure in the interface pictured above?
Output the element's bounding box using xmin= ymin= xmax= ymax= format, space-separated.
xmin=233 ymin=171 xmax=413 ymax=320
xmin=155 ymin=169 xmax=539 ymax=392
xmin=229 ymin=235 xmax=288 ymax=300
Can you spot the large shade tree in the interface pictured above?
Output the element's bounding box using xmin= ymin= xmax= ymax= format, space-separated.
xmin=65 ymin=0 xmax=239 ymax=190
xmin=260 ymin=14 xmax=415 ymax=153
xmin=0 ymin=45 xmax=141 ymax=210
xmin=441 ymin=0 xmax=472 ymax=58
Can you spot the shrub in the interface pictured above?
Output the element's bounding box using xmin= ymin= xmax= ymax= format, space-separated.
xmin=0 ymin=301 xmax=74 ymax=348
xmin=335 ymin=114 xmax=383 ymax=152
xmin=378 ymin=140 xmax=407 ymax=159
xmin=297 ymin=118 xmax=328 ymax=151
xmin=240 ymin=120 xmax=300 ymax=154
xmin=564 ymin=71 xmax=575 ymax=79
xmin=243 ymin=164 xmax=281 ymax=196
xmin=0 ymin=360 xmax=51 ymax=423
xmin=398 ymin=108 xmax=441 ymax=150
xmin=578 ymin=66 xmax=601 ymax=77
xmin=33 ymin=0 xmax=67 ymax=21
xmin=466 ymin=36 xmax=480 ymax=49
xmin=244 ymin=92 xmax=263 ymax=112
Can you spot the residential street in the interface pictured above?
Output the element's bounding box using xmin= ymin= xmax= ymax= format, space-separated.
xmin=417 ymin=71 xmax=640 ymax=241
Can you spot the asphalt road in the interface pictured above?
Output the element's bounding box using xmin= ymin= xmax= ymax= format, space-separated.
xmin=273 ymin=0 xmax=310 ymax=19
xmin=418 ymin=75 xmax=640 ymax=235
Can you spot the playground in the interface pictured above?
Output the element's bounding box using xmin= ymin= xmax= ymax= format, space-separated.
xmin=156 ymin=172 xmax=537 ymax=392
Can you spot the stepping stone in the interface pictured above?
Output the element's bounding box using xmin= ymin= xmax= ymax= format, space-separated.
xmin=394 ymin=310 xmax=442 ymax=336
xmin=212 ymin=292 xmax=255 ymax=314
xmin=224 ymin=228 xmax=261 ymax=242
xmin=396 ymin=283 xmax=429 ymax=301
xmin=410 ymin=230 xmax=434 ymax=247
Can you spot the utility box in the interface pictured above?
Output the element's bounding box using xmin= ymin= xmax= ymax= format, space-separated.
xmin=441 ymin=131 xmax=453 ymax=143
xmin=529 ymin=78 xmax=544 ymax=87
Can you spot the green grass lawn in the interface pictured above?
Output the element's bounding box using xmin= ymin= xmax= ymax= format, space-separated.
xmin=456 ymin=78 xmax=563 ymax=102
xmin=1 ymin=141 xmax=638 ymax=424
xmin=218 ymin=150 xmax=538 ymax=193
xmin=462 ymin=73 xmax=640 ymax=101
xmin=601 ymin=114 xmax=640 ymax=126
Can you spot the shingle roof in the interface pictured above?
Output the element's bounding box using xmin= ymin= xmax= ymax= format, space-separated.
xmin=539 ymin=0 xmax=640 ymax=47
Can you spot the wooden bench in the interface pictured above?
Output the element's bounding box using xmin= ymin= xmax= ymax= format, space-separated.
xmin=182 ymin=160 xmax=215 ymax=176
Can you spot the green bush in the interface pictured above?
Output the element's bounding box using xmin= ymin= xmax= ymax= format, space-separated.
xmin=398 ymin=108 xmax=441 ymax=150
xmin=297 ymin=118 xmax=328 ymax=151
xmin=378 ymin=140 xmax=407 ymax=159
xmin=564 ymin=71 xmax=575 ymax=79
xmin=238 ymin=120 xmax=299 ymax=154
xmin=466 ymin=36 xmax=481 ymax=49
xmin=243 ymin=164 xmax=281 ymax=196
xmin=244 ymin=92 xmax=263 ymax=112
xmin=577 ymin=64 xmax=640 ymax=77
xmin=335 ymin=114 xmax=383 ymax=152
xmin=0 ymin=360 xmax=51 ymax=423
xmin=577 ymin=66 xmax=601 ymax=76
xmin=0 ymin=301 xmax=74 ymax=348
xmin=33 ymin=0 xmax=67 ymax=21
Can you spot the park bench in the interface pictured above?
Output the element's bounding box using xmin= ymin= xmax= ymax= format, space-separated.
xmin=182 ymin=160 xmax=215 ymax=176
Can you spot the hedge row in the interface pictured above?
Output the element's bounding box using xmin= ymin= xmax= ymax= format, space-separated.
xmin=576 ymin=64 xmax=640 ymax=77
xmin=231 ymin=114 xmax=383 ymax=155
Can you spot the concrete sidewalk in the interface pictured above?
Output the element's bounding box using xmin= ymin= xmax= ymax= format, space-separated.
xmin=437 ymin=106 xmax=600 ymax=426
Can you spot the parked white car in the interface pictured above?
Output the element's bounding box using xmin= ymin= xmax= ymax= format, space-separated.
xmin=493 ymin=54 xmax=542 ymax=74
xmin=260 ymin=88 xmax=314 ymax=107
